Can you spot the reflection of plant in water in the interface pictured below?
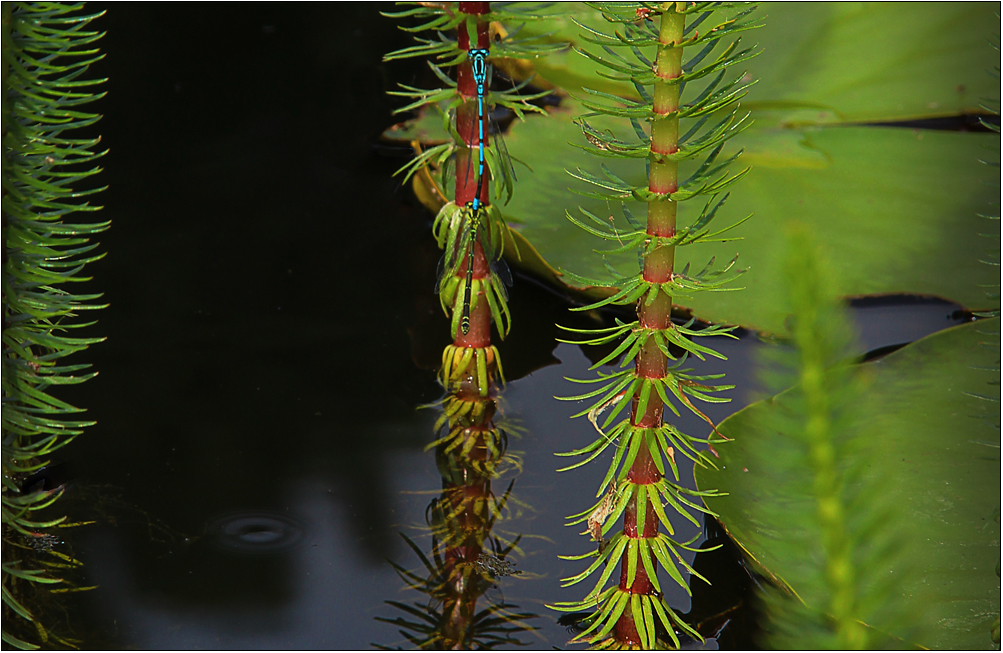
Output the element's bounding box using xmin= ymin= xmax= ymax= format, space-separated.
xmin=549 ymin=3 xmax=760 ymax=648
xmin=379 ymin=527 xmax=532 ymax=650
xmin=3 ymin=531 xmax=94 ymax=649
xmin=2 ymin=3 xmax=107 ymax=649
xmin=375 ymin=383 xmax=539 ymax=649
xmin=375 ymin=379 xmax=538 ymax=649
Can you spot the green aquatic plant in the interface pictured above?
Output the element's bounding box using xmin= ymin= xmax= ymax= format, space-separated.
xmin=548 ymin=2 xmax=760 ymax=648
xmin=379 ymin=8 xmax=556 ymax=644
xmin=750 ymin=228 xmax=926 ymax=649
xmin=2 ymin=2 xmax=107 ymax=648
xmin=383 ymin=1 xmax=557 ymax=396
xmin=697 ymin=226 xmax=1000 ymax=649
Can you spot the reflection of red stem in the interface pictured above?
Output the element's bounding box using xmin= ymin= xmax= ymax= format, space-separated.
xmin=440 ymin=422 xmax=495 ymax=647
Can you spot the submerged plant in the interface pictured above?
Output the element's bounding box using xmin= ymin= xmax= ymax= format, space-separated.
xmin=2 ymin=2 xmax=108 ymax=649
xmin=548 ymin=3 xmax=760 ymax=648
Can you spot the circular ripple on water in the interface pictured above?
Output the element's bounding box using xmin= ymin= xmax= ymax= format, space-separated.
xmin=207 ymin=511 xmax=307 ymax=555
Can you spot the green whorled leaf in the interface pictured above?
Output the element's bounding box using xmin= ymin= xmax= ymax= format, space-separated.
xmin=592 ymin=589 xmax=630 ymax=642
xmin=574 ymin=43 xmax=651 ymax=82
xmin=653 ymin=484 xmax=701 ymax=531
xmin=387 ymin=84 xmax=458 ymax=116
xmin=567 ymin=5 xmax=761 ymax=90
xmin=566 ymin=162 xmax=637 ymax=200
xmin=547 ymin=586 xmax=618 ymax=614
xmin=570 ymin=14 xmax=658 ymax=49
xmin=696 ymin=319 xmax=1001 ymax=649
xmin=4 ymin=5 xmax=107 ymax=648
xmin=3 ymin=487 xmax=64 ymax=515
xmin=5 ymin=411 xmax=91 ymax=432
xmin=678 ymin=39 xmax=759 ymax=90
xmin=2 ymin=583 xmax=36 ymax=623
xmin=559 ymin=533 xmax=624 ymax=587
xmin=649 ymin=535 xmax=689 ymax=593
xmin=387 ymin=2 xmax=564 ymax=59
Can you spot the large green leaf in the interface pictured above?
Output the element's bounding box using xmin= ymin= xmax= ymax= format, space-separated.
xmin=526 ymin=2 xmax=999 ymax=125
xmin=499 ymin=99 xmax=997 ymax=333
xmin=738 ymin=2 xmax=999 ymax=125
xmin=694 ymin=319 xmax=1001 ymax=649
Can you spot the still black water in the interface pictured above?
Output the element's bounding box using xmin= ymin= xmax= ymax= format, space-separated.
xmin=24 ymin=4 xmax=970 ymax=650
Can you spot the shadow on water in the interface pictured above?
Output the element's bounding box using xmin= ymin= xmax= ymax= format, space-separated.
xmin=29 ymin=3 xmax=975 ymax=650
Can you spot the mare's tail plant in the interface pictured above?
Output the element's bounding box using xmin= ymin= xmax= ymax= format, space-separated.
xmin=549 ymin=3 xmax=760 ymax=648
xmin=2 ymin=2 xmax=108 ymax=648
xmin=383 ymin=2 xmax=555 ymax=398
xmin=754 ymin=228 xmax=916 ymax=649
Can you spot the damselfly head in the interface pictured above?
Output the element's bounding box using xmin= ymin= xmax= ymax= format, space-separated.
xmin=468 ymin=48 xmax=490 ymax=86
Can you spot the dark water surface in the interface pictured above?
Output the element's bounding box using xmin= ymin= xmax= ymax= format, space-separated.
xmin=37 ymin=4 xmax=972 ymax=650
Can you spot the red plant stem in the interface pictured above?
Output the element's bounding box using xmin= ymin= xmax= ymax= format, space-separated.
xmin=614 ymin=5 xmax=685 ymax=646
xmin=453 ymin=3 xmax=492 ymax=347
xmin=439 ymin=393 xmax=498 ymax=646
xmin=457 ymin=2 xmax=490 ymax=49
xmin=441 ymin=459 xmax=491 ymax=647
xmin=439 ymin=9 xmax=497 ymax=635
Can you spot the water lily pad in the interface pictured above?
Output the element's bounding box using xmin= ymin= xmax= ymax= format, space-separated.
xmin=695 ymin=319 xmax=1001 ymax=649
xmin=500 ymin=100 xmax=997 ymax=334
xmin=524 ymin=3 xmax=998 ymax=125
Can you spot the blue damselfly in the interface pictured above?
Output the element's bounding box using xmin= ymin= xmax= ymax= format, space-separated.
xmin=461 ymin=47 xmax=490 ymax=334
xmin=434 ymin=47 xmax=514 ymax=335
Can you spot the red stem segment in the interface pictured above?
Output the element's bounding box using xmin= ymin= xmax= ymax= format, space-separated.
xmin=614 ymin=5 xmax=686 ymax=645
xmin=454 ymin=4 xmax=492 ymax=346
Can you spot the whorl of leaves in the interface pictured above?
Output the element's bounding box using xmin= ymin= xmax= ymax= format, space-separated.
xmin=2 ymin=3 xmax=107 ymax=648
xmin=550 ymin=3 xmax=761 ymax=648
xmin=383 ymin=3 xmax=564 ymax=346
